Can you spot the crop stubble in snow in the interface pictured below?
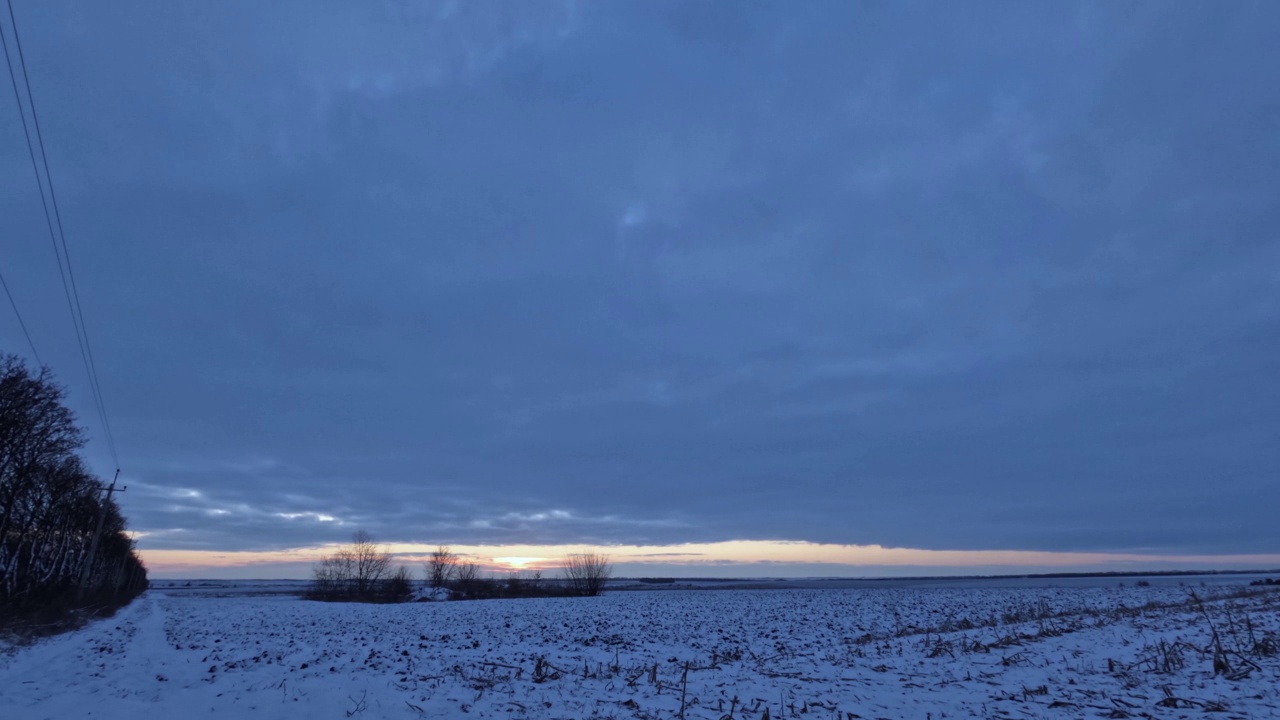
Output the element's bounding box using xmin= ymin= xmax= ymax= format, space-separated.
xmin=2 ymin=584 xmax=1278 ymax=718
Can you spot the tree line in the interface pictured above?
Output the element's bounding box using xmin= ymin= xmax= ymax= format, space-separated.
xmin=308 ymin=533 xmax=611 ymax=603
xmin=0 ymin=354 xmax=147 ymax=625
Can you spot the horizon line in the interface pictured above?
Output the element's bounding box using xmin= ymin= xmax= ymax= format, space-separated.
xmin=135 ymin=539 xmax=1280 ymax=579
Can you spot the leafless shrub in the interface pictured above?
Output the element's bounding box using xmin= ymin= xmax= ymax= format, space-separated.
xmin=449 ymin=562 xmax=490 ymax=599
xmin=562 ymin=551 xmax=612 ymax=597
xmin=383 ymin=565 xmax=414 ymax=602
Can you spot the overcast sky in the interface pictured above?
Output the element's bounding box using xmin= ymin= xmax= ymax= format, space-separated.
xmin=2 ymin=1 xmax=1278 ymax=576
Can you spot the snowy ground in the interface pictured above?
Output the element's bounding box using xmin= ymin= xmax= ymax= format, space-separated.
xmin=2 ymin=582 xmax=1278 ymax=719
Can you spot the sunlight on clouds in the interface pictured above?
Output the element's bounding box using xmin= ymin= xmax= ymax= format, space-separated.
xmin=274 ymin=512 xmax=341 ymax=523
xmin=500 ymin=510 xmax=572 ymax=523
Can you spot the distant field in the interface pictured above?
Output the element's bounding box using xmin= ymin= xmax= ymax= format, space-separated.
xmin=4 ymin=579 xmax=1278 ymax=718
xmin=148 ymin=571 xmax=1280 ymax=595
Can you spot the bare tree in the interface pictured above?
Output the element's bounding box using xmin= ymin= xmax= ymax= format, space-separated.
xmin=425 ymin=545 xmax=457 ymax=589
xmin=350 ymin=531 xmax=392 ymax=596
xmin=562 ymin=551 xmax=612 ymax=597
xmin=309 ymin=531 xmax=393 ymax=601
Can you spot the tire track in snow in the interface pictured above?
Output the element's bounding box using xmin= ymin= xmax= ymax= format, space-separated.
xmin=0 ymin=593 xmax=156 ymax=714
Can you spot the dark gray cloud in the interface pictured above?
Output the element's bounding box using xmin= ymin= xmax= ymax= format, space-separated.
xmin=2 ymin=1 xmax=1277 ymax=557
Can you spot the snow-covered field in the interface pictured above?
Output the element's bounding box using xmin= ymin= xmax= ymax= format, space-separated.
xmin=3 ymin=581 xmax=1278 ymax=719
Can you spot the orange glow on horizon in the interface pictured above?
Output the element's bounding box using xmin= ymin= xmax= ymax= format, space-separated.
xmin=136 ymin=539 xmax=1280 ymax=577
xmin=492 ymin=556 xmax=548 ymax=570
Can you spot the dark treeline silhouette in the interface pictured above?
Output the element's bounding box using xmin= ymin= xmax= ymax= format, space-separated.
xmin=309 ymin=539 xmax=611 ymax=603
xmin=447 ymin=563 xmax=564 ymax=600
xmin=0 ymin=355 xmax=148 ymax=627
xmin=429 ymin=547 xmax=611 ymax=600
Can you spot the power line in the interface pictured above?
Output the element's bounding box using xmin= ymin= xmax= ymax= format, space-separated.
xmin=1 ymin=0 xmax=118 ymax=468
xmin=2 ymin=2 xmax=117 ymax=466
xmin=4 ymin=0 xmax=114 ymax=455
xmin=0 ymin=269 xmax=42 ymax=366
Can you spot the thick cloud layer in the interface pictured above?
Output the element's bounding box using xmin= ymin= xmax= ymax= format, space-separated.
xmin=2 ymin=1 xmax=1277 ymax=558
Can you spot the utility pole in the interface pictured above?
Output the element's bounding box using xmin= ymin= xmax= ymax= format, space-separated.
xmin=76 ymin=468 xmax=125 ymax=603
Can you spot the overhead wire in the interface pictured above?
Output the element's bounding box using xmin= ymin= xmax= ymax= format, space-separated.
xmin=0 ymin=269 xmax=42 ymax=366
xmin=1 ymin=0 xmax=118 ymax=468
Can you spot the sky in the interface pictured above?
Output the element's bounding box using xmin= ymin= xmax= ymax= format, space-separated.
xmin=2 ymin=1 xmax=1278 ymax=579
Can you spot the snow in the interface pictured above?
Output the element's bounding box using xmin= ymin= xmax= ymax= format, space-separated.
xmin=2 ymin=581 xmax=1277 ymax=718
